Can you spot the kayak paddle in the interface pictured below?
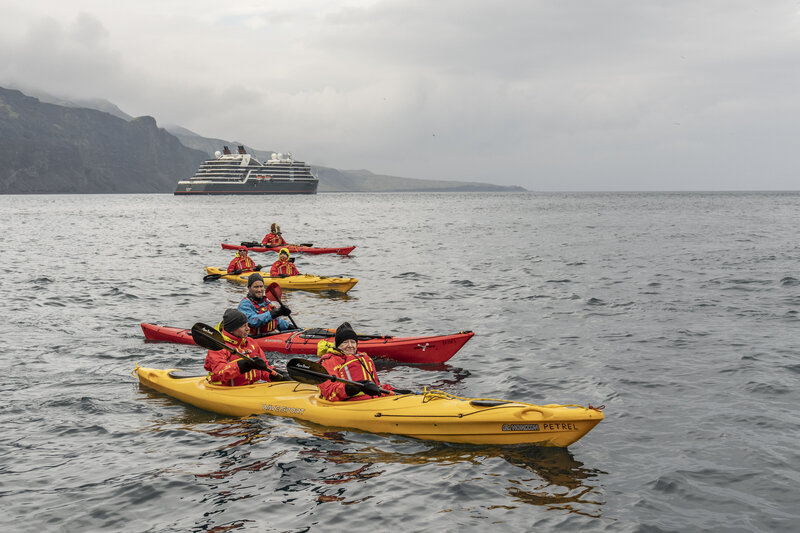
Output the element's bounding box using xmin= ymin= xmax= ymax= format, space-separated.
xmin=190 ymin=322 xmax=289 ymax=380
xmin=265 ymin=282 xmax=299 ymax=329
xmin=203 ymin=266 xmax=263 ymax=282
xmin=286 ymin=358 xmax=396 ymax=395
xmin=204 ymin=269 xmax=243 ymax=282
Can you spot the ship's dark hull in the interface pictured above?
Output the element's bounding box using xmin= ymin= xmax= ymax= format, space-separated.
xmin=174 ymin=179 xmax=317 ymax=195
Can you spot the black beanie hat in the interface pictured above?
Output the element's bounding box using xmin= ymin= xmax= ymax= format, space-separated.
xmin=334 ymin=322 xmax=358 ymax=348
xmin=247 ymin=272 xmax=264 ymax=287
xmin=222 ymin=308 xmax=248 ymax=332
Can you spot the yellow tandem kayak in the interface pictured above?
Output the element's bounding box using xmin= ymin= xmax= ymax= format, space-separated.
xmin=134 ymin=366 xmax=604 ymax=447
xmin=204 ymin=267 xmax=358 ymax=293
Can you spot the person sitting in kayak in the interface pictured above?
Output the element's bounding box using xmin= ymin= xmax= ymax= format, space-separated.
xmin=238 ymin=273 xmax=293 ymax=335
xmin=261 ymin=223 xmax=287 ymax=247
xmin=317 ymin=322 xmax=395 ymax=401
xmin=204 ymin=309 xmax=281 ymax=386
xmin=227 ymin=247 xmax=260 ymax=273
xmin=270 ymin=248 xmax=300 ymax=277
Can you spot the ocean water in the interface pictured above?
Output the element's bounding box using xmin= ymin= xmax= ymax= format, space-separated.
xmin=1 ymin=191 xmax=798 ymax=532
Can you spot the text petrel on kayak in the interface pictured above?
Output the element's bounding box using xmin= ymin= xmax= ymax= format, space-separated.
xmin=271 ymin=248 xmax=300 ymax=278
xmin=204 ymin=309 xmax=285 ymax=386
xmin=316 ymin=322 xmax=396 ymax=401
xmin=239 ymin=274 xmax=294 ymax=335
xmin=261 ymin=223 xmax=287 ymax=247
xmin=227 ymin=246 xmax=261 ymax=273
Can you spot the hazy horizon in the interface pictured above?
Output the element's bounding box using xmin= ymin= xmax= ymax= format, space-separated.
xmin=2 ymin=1 xmax=799 ymax=191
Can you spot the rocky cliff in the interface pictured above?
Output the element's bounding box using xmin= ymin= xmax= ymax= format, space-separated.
xmin=1 ymin=86 xmax=526 ymax=194
xmin=0 ymin=87 xmax=207 ymax=193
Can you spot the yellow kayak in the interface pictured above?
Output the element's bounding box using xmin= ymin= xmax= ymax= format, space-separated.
xmin=133 ymin=366 xmax=604 ymax=447
xmin=204 ymin=267 xmax=358 ymax=293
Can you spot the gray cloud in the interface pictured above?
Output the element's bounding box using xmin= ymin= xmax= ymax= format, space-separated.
xmin=1 ymin=0 xmax=799 ymax=190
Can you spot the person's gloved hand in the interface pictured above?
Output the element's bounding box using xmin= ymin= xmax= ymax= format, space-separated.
xmin=269 ymin=306 xmax=285 ymax=319
xmin=278 ymin=305 xmax=291 ymax=317
xmin=254 ymin=265 xmax=262 ymax=271
xmin=237 ymin=358 xmax=254 ymax=373
xmin=251 ymin=357 xmax=268 ymax=371
xmin=361 ymin=380 xmax=382 ymax=396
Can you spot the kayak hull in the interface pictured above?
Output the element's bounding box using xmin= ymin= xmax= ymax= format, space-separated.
xmin=204 ymin=267 xmax=358 ymax=293
xmin=140 ymin=323 xmax=474 ymax=364
xmin=134 ymin=366 xmax=604 ymax=447
xmin=222 ymin=243 xmax=355 ymax=255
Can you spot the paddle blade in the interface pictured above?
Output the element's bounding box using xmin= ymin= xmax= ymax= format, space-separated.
xmin=203 ymin=269 xmax=242 ymax=282
xmin=191 ymin=322 xmax=226 ymax=350
xmin=286 ymin=358 xmax=333 ymax=385
xmin=286 ymin=358 xmax=395 ymax=394
xmin=265 ymin=282 xmax=282 ymax=302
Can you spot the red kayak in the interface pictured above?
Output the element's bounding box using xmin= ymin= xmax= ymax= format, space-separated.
xmin=221 ymin=243 xmax=355 ymax=255
xmin=141 ymin=323 xmax=473 ymax=364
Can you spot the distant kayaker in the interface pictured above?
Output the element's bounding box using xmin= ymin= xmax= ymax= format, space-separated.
xmin=261 ymin=223 xmax=287 ymax=247
xmin=227 ymin=246 xmax=260 ymax=273
xmin=316 ymin=322 xmax=395 ymax=401
xmin=204 ymin=308 xmax=282 ymax=386
xmin=270 ymin=248 xmax=300 ymax=277
xmin=238 ymin=273 xmax=294 ymax=335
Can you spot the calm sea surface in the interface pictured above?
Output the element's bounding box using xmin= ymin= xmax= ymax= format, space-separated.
xmin=1 ymin=192 xmax=798 ymax=532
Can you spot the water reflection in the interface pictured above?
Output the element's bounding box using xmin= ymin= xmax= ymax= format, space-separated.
xmin=138 ymin=387 xmax=604 ymax=517
xmin=291 ymin=290 xmax=354 ymax=302
xmin=293 ymin=425 xmax=605 ymax=515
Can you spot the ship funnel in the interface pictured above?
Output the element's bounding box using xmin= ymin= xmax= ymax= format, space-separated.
xmin=223 ymin=146 xmax=231 ymax=154
xmin=238 ymin=145 xmax=246 ymax=154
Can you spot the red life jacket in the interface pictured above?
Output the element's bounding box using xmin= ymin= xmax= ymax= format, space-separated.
xmin=228 ymin=254 xmax=256 ymax=273
xmin=261 ymin=233 xmax=287 ymax=246
xmin=318 ymin=351 xmax=389 ymax=401
xmin=246 ymin=294 xmax=279 ymax=336
xmin=203 ymin=330 xmax=274 ymax=386
xmin=270 ymin=259 xmax=299 ymax=276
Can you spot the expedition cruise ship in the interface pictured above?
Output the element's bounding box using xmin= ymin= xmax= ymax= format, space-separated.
xmin=174 ymin=146 xmax=318 ymax=195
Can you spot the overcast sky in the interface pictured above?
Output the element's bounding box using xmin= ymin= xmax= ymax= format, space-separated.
xmin=1 ymin=1 xmax=799 ymax=190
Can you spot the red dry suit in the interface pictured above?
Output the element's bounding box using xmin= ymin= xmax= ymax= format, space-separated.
xmin=318 ymin=347 xmax=394 ymax=402
xmin=261 ymin=233 xmax=287 ymax=246
xmin=227 ymin=253 xmax=256 ymax=273
xmin=270 ymin=259 xmax=300 ymax=277
xmin=204 ymin=329 xmax=277 ymax=386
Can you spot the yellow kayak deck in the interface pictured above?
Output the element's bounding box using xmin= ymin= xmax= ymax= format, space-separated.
xmin=205 ymin=267 xmax=358 ymax=293
xmin=134 ymin=366 xmax=604 ymax=447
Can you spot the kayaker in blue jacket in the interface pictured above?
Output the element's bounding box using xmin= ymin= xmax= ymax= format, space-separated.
xmin=238 ymin=273 xmax=294 ymax=336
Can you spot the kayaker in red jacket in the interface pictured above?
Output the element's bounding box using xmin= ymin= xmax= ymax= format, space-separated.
xmin=261 ymin=223 xmax=287 ymax=247
xmin=317 ymin=322 xmax=395 ymax=402
xmin=270 ymin=248 xmax=300 ymax=277
xmin=227 ymin=247 xmax=259 ymax=273
xmin=204 ymin=309 xmax=281 ymax=386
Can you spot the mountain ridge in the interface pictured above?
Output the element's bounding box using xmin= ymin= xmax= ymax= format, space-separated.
xmin=0 ymin=86 xmax=526 ymax=194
